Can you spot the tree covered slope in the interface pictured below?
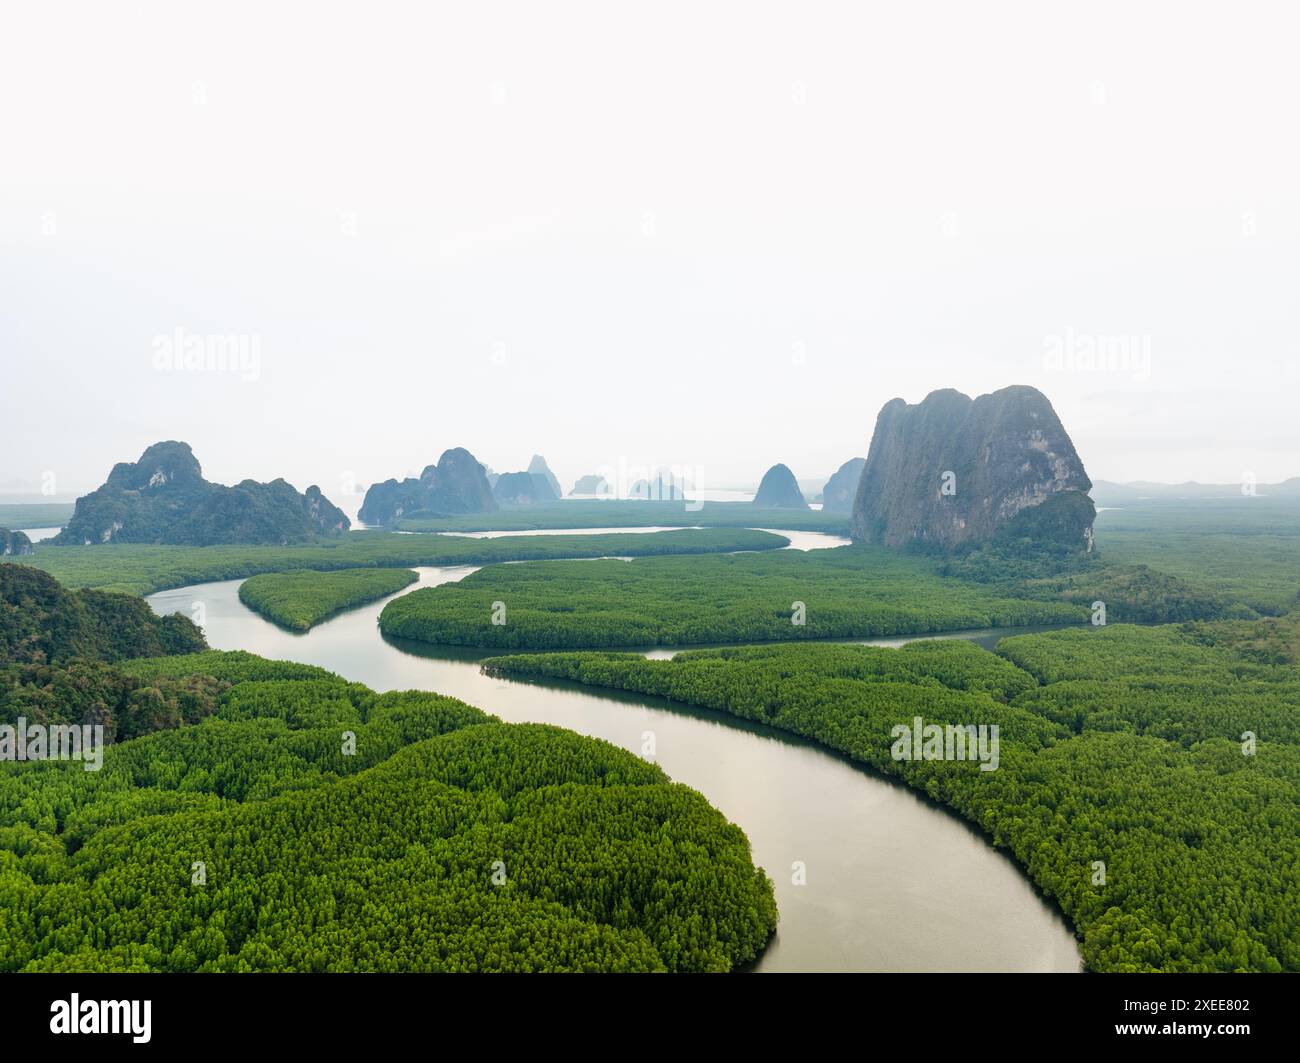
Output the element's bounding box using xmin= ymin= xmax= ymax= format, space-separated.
xmin=0 ymin=565 xmax=205 ymax=664
xmin=484 ymin=622 xmax=1300 ymax=972
xmin=0 ymin=651 xmax=778 ymax=972
xmin=53 ymin=441 xmax=350 ymax=546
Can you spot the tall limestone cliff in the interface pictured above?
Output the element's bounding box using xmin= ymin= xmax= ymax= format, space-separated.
xmin=52 ymin=442 xmax=351 ymax=546
xmin=820 ymin=458 xmax=866 ymax=512
xmin=359 ymin=448 xmax=497 ymax=524
xmin=850 ymin=386 xmax=1094 ymax=550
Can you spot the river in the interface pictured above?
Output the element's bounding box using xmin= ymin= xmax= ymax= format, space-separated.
xmin=147 ymin=538 xmax=1082 ymax=973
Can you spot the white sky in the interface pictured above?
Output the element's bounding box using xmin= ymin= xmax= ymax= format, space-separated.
xmin=2 ymin=1 xmax=1297 ymax=502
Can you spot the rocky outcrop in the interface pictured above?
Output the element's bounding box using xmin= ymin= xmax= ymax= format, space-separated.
xmin=570 ymin=474 xmax=612 ymax=496
xmin=359 ymin=448 xmax=498 ymax=525
xmin=528 ymin=455 xmax=562 ymax=498
xmin=52 ymin=442 xmax=352 ymax=546
xmin=850 ymin=386 xmax=1094 ymax=550
xmin=0 ymin=529 xmax=33 ymax=556
xmin=493 ymin=471 xmax=559 ymax=506
xmin=820 ymin=458 xmax=866 ymax=512
xmin=302 ymin=485 xmax=350 ymax=534
xmin=753 ymin=464 xmax=808 ymax=509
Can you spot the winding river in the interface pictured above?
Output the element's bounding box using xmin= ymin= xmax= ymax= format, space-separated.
xmin=147 ymin=531 xmax=1082 ymax=973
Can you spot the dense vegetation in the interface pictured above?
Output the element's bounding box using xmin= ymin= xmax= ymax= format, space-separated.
xmin=1094 ymin=497 xmax=1300 ymax=616
xmin=1 ymin=661 xmax=224 ymax=743
xmin=0 ymin=565 xmax=205 ymax=664
xmin=5 ymin=487 xmax=1293 ymax=975
xmin=2 ymin=527 xmax=787 ymax=596
xmin=936 ymin=541 xmax=1234 ymax=625
xmin=395 ymin=500 xmax=852 ymax=534
xmin=0 ymin=563 xmax=216 ymax=749
xmin=54 ymin=441 xmax=351 ymax=546
xmin=239 ymin=568 xmax=419 ymax=630
xmin=485 ymin=619 xmax=1300 ymax=972
xmin=0 ymin=651 xmax=777 ymax=972
xmin=377 ymin=544 xmax=1210 ymax=650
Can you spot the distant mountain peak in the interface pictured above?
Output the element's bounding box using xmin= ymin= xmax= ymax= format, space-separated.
xmin=753 ymin=464 xmax=809 ymax=509
xmin=360 ymin=448 xmax=497 ymax=524
xmin=527 ymin=455 xmax=562 ymax=498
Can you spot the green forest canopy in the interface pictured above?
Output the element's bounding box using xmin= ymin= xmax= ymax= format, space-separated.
xmin=0 ymin=527 xmax=788 ymax=597
xmin=1093 ymin=497 xmax=1300 ymax=615
xmin=238 ymin=568 xmax=419 ymax=631
xmin=483 ymin=618 xmax=1300 ymax=973
xmin=377 ymin=544 xmax=1233 ymax=651
xmin=0 ymin=565 xmax=205 ymax=664
xmin=0 ymin=650 xmax=778 ymax=972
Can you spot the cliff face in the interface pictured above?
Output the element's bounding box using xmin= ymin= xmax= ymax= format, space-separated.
xmin=359 ymin=447 xmax=497 ymax=524
xmin=52 ymin=442 xmax=351 ymax=546
xmin=820 ymin=458 xmax=866 ymax=512
xmin=753 ymin=464 xmax=809 ymax=509
xmin=850 ymin=386 xmax=1094 ymax=549
xmin=302 ymin=486 xmax=349 ymax=534
xmin=1 ymin=529 xmax=34 ymax=557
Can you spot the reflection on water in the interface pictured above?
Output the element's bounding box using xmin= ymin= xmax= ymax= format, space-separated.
xmin=148 ymin=560 xmax=1081 ymax=973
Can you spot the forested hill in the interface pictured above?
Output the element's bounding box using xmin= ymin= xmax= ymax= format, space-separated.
xmin=1 ymin=651 xmax=778 ymax=972
xmin=0 ymin=565 xmax=205 ymax=665
xmin=53 ymin=440 xmax=350 ymax=546
xmin=1 ymin=566 xmax=210 ymax=744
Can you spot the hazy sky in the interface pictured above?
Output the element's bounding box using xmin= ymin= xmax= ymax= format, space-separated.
xmin=2 ymin=2 xmax=1296 ymax=504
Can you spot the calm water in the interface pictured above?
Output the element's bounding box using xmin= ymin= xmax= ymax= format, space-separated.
xmin=148 ymin=553 xmax=1081 ymax=973
xmin=406 ymin=527 xmax=853 ymax=552
xmin=18 ymin=527 xmax=61 ymax=542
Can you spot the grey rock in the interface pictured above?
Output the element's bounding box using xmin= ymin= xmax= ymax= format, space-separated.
xmin=753 ymin=464 xmax=809 ymax=509
xmin=820 ymin=458 xmax=866 ymax=512
xmin=850 ymin=386 xmax=1093 ymax=549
